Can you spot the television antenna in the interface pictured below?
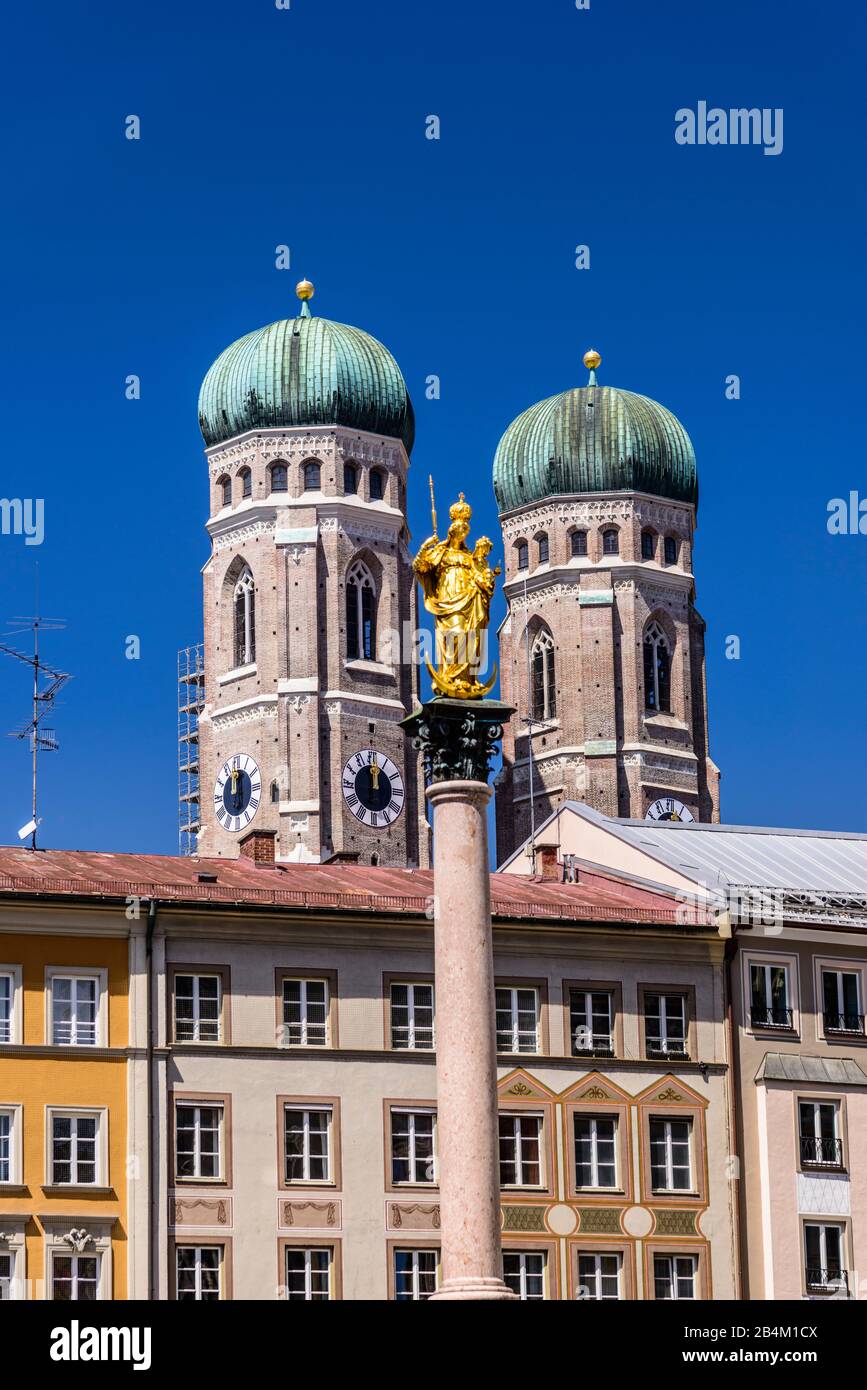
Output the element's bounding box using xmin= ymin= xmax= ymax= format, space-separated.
xmin=1 ymin=598 xmax=71 ymax=850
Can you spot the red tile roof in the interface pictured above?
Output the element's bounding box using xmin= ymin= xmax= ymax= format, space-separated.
xmin=0 ymin=846 xmax=710 ymax=927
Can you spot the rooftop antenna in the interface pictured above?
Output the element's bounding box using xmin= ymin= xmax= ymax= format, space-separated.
xmin=1 ymin=569 xmax=71 ymax=850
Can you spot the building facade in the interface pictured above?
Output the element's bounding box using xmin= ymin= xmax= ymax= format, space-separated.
xmin=492 ymin=354 xmax=720 ymax=868
xmin=194 ymin=282 xmax=428 ymax=869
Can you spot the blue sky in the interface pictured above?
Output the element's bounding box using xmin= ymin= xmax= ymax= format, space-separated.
xmin=1 ymin=0 xmax=865 ymax=854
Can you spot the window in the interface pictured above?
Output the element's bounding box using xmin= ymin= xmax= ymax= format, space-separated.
xmin=391 ymin=1110 xmax=435 ymax=1185
xmin=175 ymin=1104 xmax=222 ymax=1180
xmin=822 ymin=969 xmax=864 ymax=1035
xmin=654 ymin=1254 xmax=696 ymax=1300
xmin=641 ymin=530 xmax=655 ymax=560
xmin=571 ymin=530 xmax=587 ymax=558
xmin=664 ymin=535 xmax=678 ymax=565
xmin=499 ymin=1113 xmax=542 ymax=1187
xmin=0 ymin=1109 xmax=18 ymax=1184
xmin=390 ymin=982 xmax=434 ymax=1050
xmin=176 ymin=1246 xmax=221 ymax=1301
xmin=270 ymin=780 xmax=280 ymax=804
xmin=393 ymin=1249 xmax=437 ymax=1301
xmin=799 ymin=1101 xmax=842 ymax=1169
xmin=239 ymin=467 xmax=252 ymax=500
xmin=0 ymin=1252 xmax=11 ymax=1301
xmin=302 ymin=460 xmax=321 ymax=491
xmin=282 ymin=978 xmax=329 ymax=1047
xmin=574 ymin=1115 xmax=617 ymax=1188
xmin=284 ymin=1106 xmax=331 ymax=1183
xmin=577 ymin=1252 xmax=621 ymax=1301
xmin=233 ymin=566 xmax=256 ymax=667
xmin=643 ymin=621 xmax=671 ymax=713
xmin=343 ymin=462 xmax=358 ymax=495
xmin=218 ymin=475 xmax=231 ymax=508
xmin=270 ymin=461 xmax=288 ymax=493
xmin=750 ymin=962 xmax=793 ymax=1029
xmin=174 ymin=974 xmax=221 ymax=1043
xmin=51 ymin=1113 xmax=98 ymax=1186
xmin=0 ymin=972 xmax=15 ymax=1044
xmin=346 ymin=558 xmax=376 ymax=661
xmin=602 ymin=528 xmax=619 ymax=556
xmin=804 ymin=1223 xmax=847 ymax=1292
xmin=644 ymin=992 xmax=688 ymax=1059
xmin=51 ymin=975 xmax=98 ymax=1046
xmin=516 ymin=540 xmax=529 ymax=571
xmin=495 ymin=987 xmax=539 ymax=1053
xmin=570 ymin=989 xmax=614 ymax=1057
xmin=284 ymin=1247 xmax=331 ymax=1301
xmin=52 ymin=1253 xmax=100 ymax=1301
xmin=503 ymin=1251 xmax=546 ymax=1300
xmin=530 ymin=629 xmax=556 ymax=721
xmin=537 ymin=533 xmax=549 ymax=564
xmin=649 ymin=1118 xmax=693 ymax=1192
xmin=369 ymin=469 xmax=385 ymax=501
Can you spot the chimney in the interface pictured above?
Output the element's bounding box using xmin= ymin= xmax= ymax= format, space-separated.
xmin=239 ymin=829 xmax=277 ymax=864
xmin=538 ymin=846 xmax=560 ymax=881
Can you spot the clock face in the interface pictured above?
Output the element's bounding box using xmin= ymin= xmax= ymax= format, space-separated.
xmin=214 ymin=754 xmax=262 ymax=833
xmin=342 ymin=750 xmax=405 ymax=829
xmin=646 ymin=797 xmax=695 ymax=824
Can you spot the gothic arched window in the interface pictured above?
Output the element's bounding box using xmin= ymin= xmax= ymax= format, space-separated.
xmin=531 ymin=628 xmax=556 ymax=721
xmin=641 ymin=529 xmax=656 ymax=561
xmin=344 ymin=462 xmax=358 ymax=495
xmin=346 ymin=559 xmax=377 ymax=661
xmin=602 ymin=528 xmax=619 ymax=556
xmin=270 ymin=461 xmax=288 ymax=493
xmin=643 ymin=621 xmax=671 ymax=713
xmin=302 ymin=460 xmax=321 ymax=492
xmin=516 ymin=540 xmax=529 ymax=571
xmin=233 ymin=566 xmax=256 ymax=667
xmin=270 ymin=780 xmax=280 ymax=804
xmin=218 ymin=475 xmax=231 ymax=508
xmin=537 ymin=533 xmax=549 ymax=565
xmin=239 ymin=467 xmax=252 ymax=500
xmin=664 ymin=536 xmax=678 ymax=566
xmin=369 ymin=469 xmax=385 ymax=502
xmin=571 ymin=530 xmax=587 ymax=558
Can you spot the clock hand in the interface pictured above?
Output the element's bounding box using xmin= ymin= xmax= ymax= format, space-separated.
xmin=370 ymin=756 xmax=380 ymax=791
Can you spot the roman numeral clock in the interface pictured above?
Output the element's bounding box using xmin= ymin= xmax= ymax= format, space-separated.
xmin=214 ymin=754 xmax=262 ymax=834
xmin=342 ymin=749 xmax=405 ymax=830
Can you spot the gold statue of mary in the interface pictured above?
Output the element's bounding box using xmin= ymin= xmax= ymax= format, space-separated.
xmin=413 ymin=490 xmax=500 ymax=699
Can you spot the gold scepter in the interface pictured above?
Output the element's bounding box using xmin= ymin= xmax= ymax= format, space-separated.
xmin=429 ymin=474 xmax=438 ymax=538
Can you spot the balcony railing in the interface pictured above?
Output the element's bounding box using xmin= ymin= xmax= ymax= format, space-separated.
xmin=646 ymin=1041 xmax=690 ymax=1061
xmin=824 ymin=1011 xmax=865 ymax=1035
xmin=805 ymin=1266 xmax=849 ymax=1295
xmin=800 ymin=1136 xmax=844 ymax=1169
xmin=750 ymin=1005 xmax=794 ymax=1030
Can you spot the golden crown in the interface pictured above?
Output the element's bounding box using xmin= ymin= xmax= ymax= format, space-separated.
xmin=449 ymin=493 xmax=472 ymax=523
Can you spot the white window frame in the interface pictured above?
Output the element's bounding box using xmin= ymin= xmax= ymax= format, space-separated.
xmin=173 ymin=973 xmax=222 ymax=1044
xmin=233 ymin=566 xmax=256 ymax=667
xmin=499 ymin=1112 xmax=544 ymax=1188
xmin=643 ymin=621 xmax=670 ymax=712
xmin=389 ymin=981 xmax=435 ymax=1050
xmin=0 ymin=966 xmax=22 ymax=1046
xmin=46 ymin=1106 xmax=107 ymax=1189
xmin=41 ymin=1218 xmax=113 ymax=1301
xmin=530 ymin=628 xmax=556 ymax=721
xmin=393 ymin=1247 xmax=438 ymax=1301
xmin=0 ymin=1219 xmax=25 ymax=1301
xmin=346 ymin=558 xmax=377 ymax=663
xmin=283 ymin=1106 xmax=333 ymax=1185
xmin=0 ymin=1104 xmax=23 ymax=1186
xmin=174 ymin=1103 xmax=224 ymax=1183
xmin=649 ymin=1116 xmax=693 ymax=1193
xmin=45 ymin=967 xmax=107 ymax=1048
xmin=798 ymin=1099 xmax=842 ymax=1168
xmin=283 ymin=1246 xmax=332 ymax=1301
xmin=573 ymin=1114 xmax=618 ymax=1190
xmin=570 ymin=989 xmax=614 ymax=1055
xmin=654 ymin=1253 xmax=697 ymax=1301
xmin=503 ymin=1249 xmax=547 ymax=1300
xmin=576 ymin=1251 xmax=622 ymax=1301
xmin=390 ymin=1108 xmax=437 ymax=1186
xmin=281 ymin=978 xmax=330 ymax=1048
xmin=815 ymin=957 xmax=865 ymax=1038
xmin=175 ymin=1244 xmax=223 ymax=1300
xmin=743 ymin=951 xmax=799 ymax=1035
xmin=804 ymin=1222 xmax=847 ymax=1291
xmin=644 ymin=992 xmax=688 ymax=1056
xmin=495 ymin=986 xmax=540 ymax=1054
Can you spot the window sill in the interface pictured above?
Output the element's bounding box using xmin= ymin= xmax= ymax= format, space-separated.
xmin=42 ymin=1185 xmax=114 ymax=1195
xmin=0 ymin=1183 xmax=27 ymax=1193
xmin=218 ymin=664 xmax=256 ymax=684
xmin=343 ymin=658 xmax=394 ymax=678
xmin=173 ymin=1177 xmax=228 ymax=1187
xmin=651 ymin=1189 xmax=701 ymax=1200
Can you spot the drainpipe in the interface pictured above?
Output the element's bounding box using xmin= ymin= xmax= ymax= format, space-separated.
xmin=146 ymin=898 xmax=158 ymax=1302
xmin=724 ymin=930 xmax=745 ymax=1300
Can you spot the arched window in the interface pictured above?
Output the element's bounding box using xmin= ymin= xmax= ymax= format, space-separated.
xmin=643 ymin=621 xmax=671 ymax=713
xmin=602 ymin=528 xmax=619 ymax=556
xmin=270 ymin=461 xmax=288 ymax=493
xmin=344 ymin=462 xmax=358 ymax=495
xmin=270 ymin=780 xmax=280 ymax=804
xmin=346 ymin=559 xmax=377 ymax=661
xmin=664 ymin=536 xmax=678 ymax=566
xmin=218 ymin=475 xmax=231 ymax=508
xmin=516 ymin=540 xmax=529 ymax=571
xmin=641 ymin=530 xmax=655 ymax=561
xmin=369 ymin=469 xmax=385 ymax=502
xmin=239 ymin=467 xmax=252 ymax=500
xmin=537 ymin=533 xmax=549 ymax=565
xmin=302 ymin=460 xmax=321 ymax=492
xmin=233 ymin=567 xmax=256 ymax=667
xmin=531 ymin=628 xmax=556 ymax=721
xmin=571 ymin=530 xmax=587 ymax=558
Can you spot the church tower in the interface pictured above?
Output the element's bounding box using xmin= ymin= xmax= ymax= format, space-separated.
xmin=493 ymin=350 xmax=720 ymax=867
xmin=195 ymin=281 xmax=428 ymax=867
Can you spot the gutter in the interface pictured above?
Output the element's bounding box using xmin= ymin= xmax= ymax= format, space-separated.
xmin=146 ymin=898 xmax=158 ymax=1302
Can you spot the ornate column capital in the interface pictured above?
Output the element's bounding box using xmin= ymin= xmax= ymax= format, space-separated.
xmin=401 ymin=698 xmax=514 ymax=787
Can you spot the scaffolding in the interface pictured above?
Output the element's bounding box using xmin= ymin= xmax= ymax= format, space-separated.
xmin=178 ymin=643 xmax=205 ymax=855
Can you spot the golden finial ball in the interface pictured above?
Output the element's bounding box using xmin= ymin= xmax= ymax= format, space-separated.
xmin=583 ymin=349 xmax=602 ymax=371
xmin=295 ymin=278 xmax=315 ymax=301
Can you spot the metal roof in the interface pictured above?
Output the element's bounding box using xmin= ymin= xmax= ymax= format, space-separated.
xmin=756 ymin=1054 xmax=867 ymax=1087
